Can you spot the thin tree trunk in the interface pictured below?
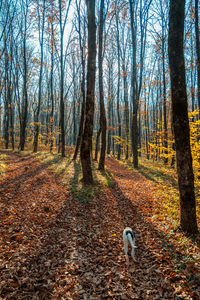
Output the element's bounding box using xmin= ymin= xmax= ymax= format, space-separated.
xmin=4 ymin=44 xmax=9 ymax=149
xmin=20 ymin=13 xmax=28 ymax=151
xmin=115 ymin=9 xmax=121 ymax=160
xmin=161 ymin=2 xmax=168 ymax=164
xmin=122 ymin=63 xmax=129 ymax=160
xmin=162 ymin=51 xmax=168 ymax=163
xmin=95 ymin=126 xmax=101 ymax=161
xmin=33 ymin=0 xmax=45 ymax=153
xmin=129 ymin=0 xmax=138 ymax=168
xmin=145 ymin=93 xmax=150 ymax=159
xmin=98 ymin=0 xmax=106 ymax=170
xmin=73 ymin=0 xmax=86 ymax=161
xmin=50 ymin=45 xmax=54 ymax=152
xmin=9 ymin=34 xmax=14 ymax=150
xmin=58 ymin=0 xmax=66 ymax=157
xmin=107 ymin=66 xmax=112 ymax=155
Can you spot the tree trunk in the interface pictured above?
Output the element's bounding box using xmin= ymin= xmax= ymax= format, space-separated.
xmin=33 ymin=0 xmax=45 ymax=153
xmin=73 ymin=0 xmax=86 ymax=161
xmin=58 ymin=0 xmax=65 ymax=157
xmin=195 ymin=0 xmax=200 ymax=115
xmin=50 ymin=27 xmax=54 ymax=152
xmin=107 ymin=61 xmax=113 ymax=155
xmin=161 ymin=1 xmax=168 ymax=164
xmin=162 ymin=49 xmax=168 ymax=164
xmin=4 ymin=46 xmax=9 ymax=149
xmin=168 ymin=0 xmax=198 ymax=234
xmin=95 ymin=126 xmax=101 ymax=161
xmin=129 ymin=0 xmax=138 ymax=168
xmin=98 ymin=0 xmax=107 ymax=170
xmin=73 ymin=92 xmax=85 ymax=160
xmin=115 ymin=9 xmax=121 ymax=160
xmin=20 ymin=14 xmax=28 ymax=151
xmin=80 ymin=0 xmax=96 ymax=184
xmin=145 ymin=93 xmax=150 ymax=160
xmin=122 ymin=63 xmax=129 ymax=160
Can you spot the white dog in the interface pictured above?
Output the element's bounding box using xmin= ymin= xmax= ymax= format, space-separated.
xmin=123 ymin=227 xmax=136 ymax=265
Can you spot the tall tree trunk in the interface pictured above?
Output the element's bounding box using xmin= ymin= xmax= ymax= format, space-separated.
xmin=72 ymin=65 xmax=77 ymax=146
xmin=144 ymin=92 xmax=150 ymax=159
xmin=33 ymin=0 xmax=45 ymax=153
xmin=58 ymin=0 xmax=66 ymax=157
xmin=161 ymin=2 xmax=168 ymax=164
xmin=115 ymin=9 xmax=121 ymax=160
xmin=107 ymin=65 xmax=112 ymax=155
xmin=49 ymin=3 xmax=55 ymax=152
xmin=129 ymin=0 xmax=138 ymax=168
xmin=73 ymin=0 xmax=86 ymax=161
xmin=80 ymin=0 xmax=96 ymax=184
xmin=20 ymin=12 xmax=28 ymax=151
xmin=122 ymin=63 xmax=129 ymax=160
xmin=50 ymin=30 xmax=54 ymax=152
xmin=195 ymin=0 xmax=200 ymax=115
xmin=168 ymin=0 xmax=198 ymax=234
xmin=9 ymin=34 xmax=14 ymax=150
xmin=98 ymin=0 xmax=107 ymax=170
xmin=4 ymin=43 xmax=9 ymax=149
xmin=162 ymin=49 xmax=168 ymax=163
xmin=190 ymin=36 xmax=195 ymax=121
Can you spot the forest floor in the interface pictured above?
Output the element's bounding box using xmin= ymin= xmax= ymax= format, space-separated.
xmin=0 ymin=150 xmax=200 ymax=300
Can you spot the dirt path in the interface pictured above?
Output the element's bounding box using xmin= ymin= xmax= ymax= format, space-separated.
xmin=0 ymin=152 xmax=197 ymax=299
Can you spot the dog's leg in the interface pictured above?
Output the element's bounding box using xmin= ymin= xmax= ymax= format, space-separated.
xmin=126 ymin=231 xmax=136 ymax=263
xmin=123 ymin=236 xmax=129 ymax=265
xmin=131 ymin=247 xmax=136 ymax=262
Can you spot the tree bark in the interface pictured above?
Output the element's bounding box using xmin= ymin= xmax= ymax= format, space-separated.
xmin=129 ymin=0 xmax=138 ymax=168
xmin=50 ymin=16 xmax=54 ymax=153
xmin=4 ymin=43 xmax=9 ymax=149
xmin=58 ymin=0 xmax=71 ymax=157
xmin=168 ymin=0 xmax=198 ymax=234
xmin=80 ymin=0 xmax=96 ymax=184
xmin=73 ymin=0 xmax=86 ymax=161
xmin=98 ymin=0 xmax=107 ymax=170
xmin=195 ymin=0 xmax=200 ymax=115
xmin=20 ymin=9 xmax=28 ymax=151
xmin=115 ymin=8 xmax=121 ymax=160
xmin=106 ymin=61 xmax=113 ymax=155
xmin=95 ymin=126 xmax=101 ymax=161
xmin=33 ymin=0 xmax=46 ymax=153
xmin=122 ymin=63 xmax=129 ymax=160
xmin=160 ymin=0 xmax=168 ymax=163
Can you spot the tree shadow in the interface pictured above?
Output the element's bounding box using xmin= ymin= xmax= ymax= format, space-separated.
xmin=1 ymin=152 xmax=199 ymax=299
xmin=138 ymin=164 xmax=178 ymax=188
xmin=102 ymin=170 xmax=200 ymax=298
xmin=125 ymin=159 xmax=178 ymax=188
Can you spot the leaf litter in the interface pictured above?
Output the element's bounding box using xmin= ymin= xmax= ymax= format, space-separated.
xmin=0 ymin=152 xmax=199 ymax=299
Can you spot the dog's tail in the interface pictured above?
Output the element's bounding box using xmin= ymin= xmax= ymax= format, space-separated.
xmin=127 ymin=232 xmax=136 ymax=248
